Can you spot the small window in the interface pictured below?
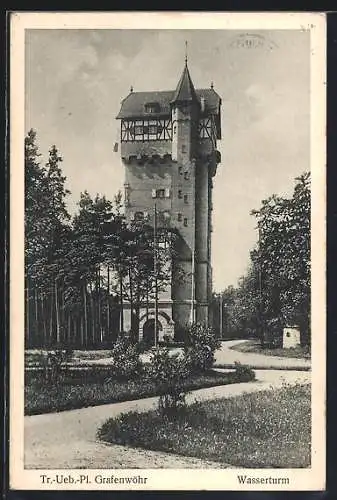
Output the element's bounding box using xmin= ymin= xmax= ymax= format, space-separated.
xmin=152 ymin=188 xmax=169 ymax=199
xmin=184 ymin=194 xmax=188 ymax=204
xmin=184 ymin=171 xmax=189 ymax=180
xmin=178 ymin=166 xmax=183 ymax=175
xmin=178 ymin=190 xmax=183 ymax=199
xmin=177 ymin=213 xmax=182 ymax=222
xmin=181 ymin=144 xmax=187 ymax=153
xmin=145 ymin=102 xmax=160 ymax=114
xmin=184 ymin=217 xmax=188 ymax=227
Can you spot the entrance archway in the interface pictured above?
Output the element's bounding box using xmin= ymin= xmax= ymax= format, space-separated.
xmin=143 ymin=318 xmax=162 ymax=346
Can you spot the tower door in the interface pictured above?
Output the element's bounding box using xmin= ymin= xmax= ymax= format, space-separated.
xmin=143 ymin=318 xmax=162 ymax=346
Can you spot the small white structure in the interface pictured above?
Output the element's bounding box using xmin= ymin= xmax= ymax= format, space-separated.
xmin=282 ymin=326 xmax=301 ymax=349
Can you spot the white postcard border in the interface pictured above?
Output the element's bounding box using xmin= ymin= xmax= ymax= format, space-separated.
xmin=9 ymin=11 xmax=326 ymax=491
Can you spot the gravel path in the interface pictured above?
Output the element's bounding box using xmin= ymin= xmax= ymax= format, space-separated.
xmin=25 ymin=342 xmax=310 ymax=469
xmin=214 ymin=340 xmax=311 ymax=369
xmin=60 ymin=339 xmax=311 ymax=370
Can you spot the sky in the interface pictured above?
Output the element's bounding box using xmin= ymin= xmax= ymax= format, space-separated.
xmin=25 ymin=28 xmax=310 ymax=291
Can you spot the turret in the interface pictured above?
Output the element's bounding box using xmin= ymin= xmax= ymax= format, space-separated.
xmin=171 ymin=61 xmax=200 ymax=163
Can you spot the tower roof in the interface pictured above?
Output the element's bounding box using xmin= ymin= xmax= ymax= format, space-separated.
xmin=116 ymin=88 xmax=221 ymax=119
xmin=171 ymin=62 xmax=199 ymax=104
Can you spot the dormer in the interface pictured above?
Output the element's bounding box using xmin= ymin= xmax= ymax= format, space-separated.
xmin=144 ymin=102 xmax=161 ymax=114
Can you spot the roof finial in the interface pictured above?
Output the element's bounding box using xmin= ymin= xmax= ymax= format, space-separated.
xmin=185 ymin=40 xmax=188 ymax=65
xmin=211 ymin=81 xmax=214 ymax=89
xmin=130 ymin=85 xmax=134 ymax=93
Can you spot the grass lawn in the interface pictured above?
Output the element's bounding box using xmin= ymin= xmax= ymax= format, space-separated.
xmin=98 ymin=383 xmax=311 ymax=468
xmin=231 ymin=340 xmax=311 ymax=359
xmin=25 ymin=367 xmax=254 ymax=415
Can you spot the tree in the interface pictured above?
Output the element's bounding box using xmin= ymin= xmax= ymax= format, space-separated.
xmin=25 ymin=131 xmax=71 ymax=347
xmin=251 ymin=172 xmax=311 ymax=346
xmin=213 ymin=173 xmax=311 ymax=348
xmin=70 ymin=191 xmax=116 ymax=346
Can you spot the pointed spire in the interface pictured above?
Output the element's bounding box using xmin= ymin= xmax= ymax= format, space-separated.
xmin=171 ymin=50 xmax=198 ymax=105
xmin=185 ymin=40 xmax=188 ymax=65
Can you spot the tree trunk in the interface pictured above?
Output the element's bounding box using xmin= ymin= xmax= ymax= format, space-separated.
xmin=61 ymin=283 xmax=65 ymax=343
xmin=119 ymin=273 xmax=124 ymax=333
xmin=73 ymin=313 xmax=77 ymax=347
xmin=49 ymin=285 xmax=54 ymax=345
xmin=41 ymin=294 xmax=47 ymax=347
xmin=146 ymin=286 xmax=149 ymax=321
xmin=107 ymin=266 xmax=110 ymax=339
xmin=89 ymin=281 xmax=95 ymax=346
xmin=128 ymin=268 xmax=134 ymax=336
xmin=97 ymin=265 xmax=102 ymax=344
xmin=80 ymin=311 xmax=84 ymax=348
xmin=83 ymin=283 xmax=88 ymax=347
xmin=55 ymin=278 xmax=61 ymax=345
xmin=34 ymin=288 xmax=39 ymax=344
xmin=25 ymin=282 xmax=30 ymax=347
xmin=67 ymin=312 xmax=71 ymax=346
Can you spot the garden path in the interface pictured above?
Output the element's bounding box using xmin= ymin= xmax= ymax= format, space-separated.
xmin=214 ymin=340 xmax=311 ymax=369
xmin=25 ymin=362 xmax=310 ymax=469
xmin=70 ymin=339 xmax=311 ymax=370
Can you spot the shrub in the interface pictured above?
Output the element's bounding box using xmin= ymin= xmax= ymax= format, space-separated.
xmin=233 ymin=362 xmax=256 ymax=382
xmin=184 ymin=323 xmax=221 ymax=372
xmin=40 ymin=348 xmax=74 ymax=384
xmin=146 ymin=347 xmax=191 ymax=417
xmin=110 ymin=336 xmax=142 ymax=379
